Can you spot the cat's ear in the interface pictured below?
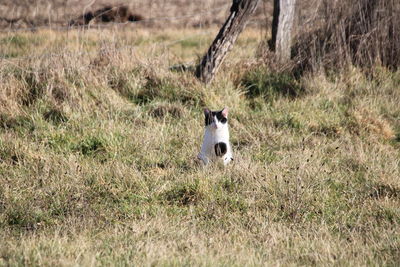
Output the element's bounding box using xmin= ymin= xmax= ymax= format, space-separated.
xmin=204 ymin=108 xmax=211 ymax=116
xmin=221 ymin=107 xmax=228 ymax=118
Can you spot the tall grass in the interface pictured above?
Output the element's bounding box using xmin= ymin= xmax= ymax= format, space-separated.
xmin=292 ymin=0 xmax=400 ymax=72
xmin=0 ymin=25 xmax=399 ymax=265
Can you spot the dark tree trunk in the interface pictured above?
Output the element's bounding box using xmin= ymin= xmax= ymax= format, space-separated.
xmin=195 ymin=0 xmax=260 ymax=84
xmin=268 ymin=0 xmax=280 ymax=51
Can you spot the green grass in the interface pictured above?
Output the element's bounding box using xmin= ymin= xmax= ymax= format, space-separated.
xmin=0 ymin=34 xmax=45 ymax=58
xmin=0 ymin=28 xmax=399 ymax=266
xmin=243 ymin=67 xmax=304 ymax=100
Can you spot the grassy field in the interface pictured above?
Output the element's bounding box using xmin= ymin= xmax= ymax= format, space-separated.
xmin=0 ymin=23 xmax=400 ymax=266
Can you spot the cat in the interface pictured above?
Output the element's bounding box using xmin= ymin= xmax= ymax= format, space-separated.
xmin=198 ymin=107 xmax=233 ymax=165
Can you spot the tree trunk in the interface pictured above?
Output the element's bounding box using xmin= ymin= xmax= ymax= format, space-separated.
xmin=268 ymin=0 xmax=280 ymax=51
xmin=269 ymin=0 xmax=296 ymax=61
xmin=195 ymin=0 xmax=260 ymax=84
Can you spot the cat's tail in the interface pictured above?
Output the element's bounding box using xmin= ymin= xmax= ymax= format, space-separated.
xmin=214 ymin=142 xmax=227 ymax=157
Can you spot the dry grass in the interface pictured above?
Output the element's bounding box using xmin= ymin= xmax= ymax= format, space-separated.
xmin=292 ymin=0 xmax=400 ymax=71
xmin=0 ymin=22 xmax=400 ymax=266
xmin=0 ymin=0 xmax=268 ymax=29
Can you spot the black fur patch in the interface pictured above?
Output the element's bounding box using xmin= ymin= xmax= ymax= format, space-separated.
xmin=204 ymin=110 xmax=213 ymax=126
xmin=214 ymin=142 xmax=227 ymax=157
xmin=215 ymin=111 xmax=227 ymax=124
xmin=204 ymin=109 xmax=227 ymax=126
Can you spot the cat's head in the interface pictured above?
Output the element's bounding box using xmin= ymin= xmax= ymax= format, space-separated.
xmin=204 ymin=107 xmax=228 ymax=129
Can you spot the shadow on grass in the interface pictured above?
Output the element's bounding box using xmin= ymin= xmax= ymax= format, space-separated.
xmin=161 ymin=182 xmax=203 ymax=206
xmin=242 ymin=68 xmax=305 ymax=101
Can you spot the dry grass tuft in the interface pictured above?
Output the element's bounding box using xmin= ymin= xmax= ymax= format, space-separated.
xmin=352 ymin=107 xmax=395 ymax=140
xmin=149 ymin=104 xmax=184 ymax=119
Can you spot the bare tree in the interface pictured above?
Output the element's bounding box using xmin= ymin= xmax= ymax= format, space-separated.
xmin=195 ymin=0 xmax=260 ymax=85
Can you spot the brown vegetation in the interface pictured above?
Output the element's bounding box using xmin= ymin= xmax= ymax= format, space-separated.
xmin=292 ymin=0 xmax=400 ymax=71
xmin=0 ymin=0 xmax=262 ymax=29
xmin=69 ymin=5 xmax=144 ymax=27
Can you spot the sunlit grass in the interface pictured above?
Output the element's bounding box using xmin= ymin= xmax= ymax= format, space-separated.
xmin=0 ymin=26 xmax=399 ymax=266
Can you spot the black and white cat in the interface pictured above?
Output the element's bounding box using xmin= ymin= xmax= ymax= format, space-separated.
xmin=198 ymin=107 xmax=233 ymax=165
